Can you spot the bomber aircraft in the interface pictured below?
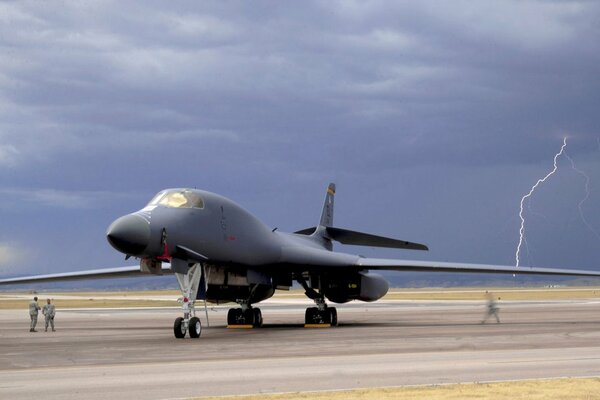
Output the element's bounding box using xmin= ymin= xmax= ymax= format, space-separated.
xmin=2 ymin=183 xmax=600 ymax=339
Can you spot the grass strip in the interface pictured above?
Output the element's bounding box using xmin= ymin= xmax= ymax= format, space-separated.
xmin=196 ymin=377 xmax=600 ymax=400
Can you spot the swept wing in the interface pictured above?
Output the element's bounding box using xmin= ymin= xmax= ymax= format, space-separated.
xmin=358 ymin=258 xmax=600 ymax=277
xmin=0 ymin=265 xmax=172 ymax=285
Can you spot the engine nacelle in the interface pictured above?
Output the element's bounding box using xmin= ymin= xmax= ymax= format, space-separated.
xmin=323 ymin=271 xmax=389 ymax=303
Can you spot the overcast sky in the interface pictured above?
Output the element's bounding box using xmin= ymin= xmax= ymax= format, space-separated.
xmin=1 ymin=1 xmax=599 ymax=278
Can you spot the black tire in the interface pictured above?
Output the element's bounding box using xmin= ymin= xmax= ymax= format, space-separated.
xmin=305 ymin=307 xmax=317 ymax=324
xmin=307 ymin=307 xmax=330 ymax=324
xmin=173 ymin=317 xmax=186 ymax=339
xmin=304 ymin=307 xmax=312 ymax=324
xmin=243 ymin=309 xmax=255 ymax=326
xmin=227 ymin=308 xmax=236 ymax=325
xmin=329 ymin=307 xmax=338 ymax=326
xmin=306 ymin=307 xmax=330 ymax=324
xmin=189 ymin=317 xmax=201 ymax=338
xmin=253 ymin=308 xmax=263 ymax=327
xmin=228 ymin=308 xmax=252 ymax=325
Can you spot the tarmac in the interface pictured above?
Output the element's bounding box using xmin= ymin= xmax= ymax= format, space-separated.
xmin=1 ymin=298 xmax=600 ymax=399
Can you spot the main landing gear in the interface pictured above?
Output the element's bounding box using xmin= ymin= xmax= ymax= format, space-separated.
xmin=298 ymin=276 xmax=338 ymax=327
xmin=227 ymin=301 xmax=263 ymax=328
xmin=173 ymin=263 xmax=203 ymax=339
xmin=226 ymin=284 xmax=265 ymax=328
xmin=305 ymin=297 xmax=338 ymax=327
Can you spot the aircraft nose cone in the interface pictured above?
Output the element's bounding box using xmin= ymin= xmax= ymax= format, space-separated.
xmin=106 ymin=214 xmax=150 ymax=255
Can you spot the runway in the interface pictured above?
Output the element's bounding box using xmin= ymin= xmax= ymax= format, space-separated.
xmin=1 ymin=298 xmax=600 ymax=399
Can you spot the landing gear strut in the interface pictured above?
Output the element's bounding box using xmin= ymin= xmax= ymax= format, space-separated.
xmin=173 ymin=263 xmax=203 ymax=339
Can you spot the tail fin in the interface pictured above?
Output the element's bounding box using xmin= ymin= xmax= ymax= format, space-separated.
xmin=294 ymin=182 xmax=428 ymax=252
xmin=319 ymin=183 xmax=335 ymax=227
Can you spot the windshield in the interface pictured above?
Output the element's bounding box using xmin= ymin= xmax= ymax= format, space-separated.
xmin=147 ymin=189 xmax=204 ymax=209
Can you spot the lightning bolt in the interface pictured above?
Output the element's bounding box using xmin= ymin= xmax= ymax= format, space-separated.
xmin=515 ymin=137 xmax=567 ymax=267
xmin=564 ymin=152 xmax=600 ymax=241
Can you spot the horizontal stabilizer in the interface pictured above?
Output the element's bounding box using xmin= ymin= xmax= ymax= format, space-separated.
xmin=293 ymin=226 xmax=428 ymax=251
xmin=326 ymin=227 xmax=428 ymax=251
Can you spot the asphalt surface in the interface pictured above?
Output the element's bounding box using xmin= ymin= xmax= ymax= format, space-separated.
xmin=1 ymin=298 xmax=600 ymax=399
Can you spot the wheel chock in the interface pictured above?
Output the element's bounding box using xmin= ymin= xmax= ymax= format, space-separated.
xmin=304 ymin=324 xmax=332 ymax=328
xmin=227 ymin=324 xmax=254 ymax=329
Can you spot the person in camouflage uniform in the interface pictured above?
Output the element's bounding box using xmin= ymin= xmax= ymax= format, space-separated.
xmin=29 ymin=296 xmax=41 ymax=332
xmin=42 ymin=298 xmax=56 ymax=332
xmin=481 ymin=291 xmax=500 ymax=324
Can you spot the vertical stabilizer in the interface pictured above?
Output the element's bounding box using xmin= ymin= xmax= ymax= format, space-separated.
xmin=319 ymin=183 xmax=335 ymax=227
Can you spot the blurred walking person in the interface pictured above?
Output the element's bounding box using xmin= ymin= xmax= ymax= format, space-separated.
xmin=481 ymin=292 xmax=500 ymax=324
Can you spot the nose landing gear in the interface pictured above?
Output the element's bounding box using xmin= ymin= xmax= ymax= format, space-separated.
xmin=173 ymin=263 xmax=203 ymax=339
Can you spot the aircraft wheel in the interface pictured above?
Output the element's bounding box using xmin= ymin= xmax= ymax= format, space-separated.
xmin=305 ymin=307 xmax=318 ymax=324
xmin=173 ymin=317 xmax=186 ymax=339
xmin=253 ymin=308 xmax=263 ymax=327
xmin=306 ymin=307 xmax=330 ymax=325
xmin=329 ymin=307 xmax=338 ymax=326
xmin=305 ymin=307 xmax=313 ymax=324
xmin=227 ymin=308 xmax=237 ymax=325
xmin=243 ymin=309 xmax=255 ymax=326
xmin=189 ymin=317 xmax=201 ymax=338
xmin=228 ymin=308 xmax=253 ymax=325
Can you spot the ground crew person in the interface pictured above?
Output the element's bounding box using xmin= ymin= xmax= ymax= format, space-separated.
xmin=42 ymin=298 xmax=56 ymax=332
xmin=29 ymin=296 xmax=41 ymax=332
xmin=481 ymin=291 xmax=500 ymax=324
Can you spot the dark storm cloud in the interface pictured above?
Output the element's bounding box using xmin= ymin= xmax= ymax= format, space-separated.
xmin=1 ymin=1 xmax=599 ymax=274
xmin=3 ymin=4 xmax=596 ymax=168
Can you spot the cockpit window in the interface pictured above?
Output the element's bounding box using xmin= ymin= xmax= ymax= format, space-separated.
xmin=147 ymin=191 xmax=168 ymax=206
xmin=147 ymin=190 xmax=204 ymax=209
